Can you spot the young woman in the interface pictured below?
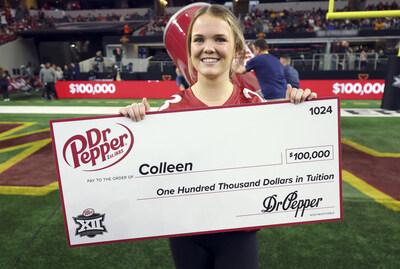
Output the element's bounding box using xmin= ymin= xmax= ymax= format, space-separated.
xmin=120 ymin=5 xmax=317 ymax=268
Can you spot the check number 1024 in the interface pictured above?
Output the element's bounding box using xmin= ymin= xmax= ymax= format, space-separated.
xmin=309 ymin=106 xmax=333 ymax=115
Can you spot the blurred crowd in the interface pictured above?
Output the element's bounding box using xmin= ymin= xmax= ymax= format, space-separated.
xmin=1 ymin=1 xmax=400 ymax=45
xmin=0 ymin=8 xmax=158 ymax=44
xmin=242 ymin=1 xmax=399 ymax=34
xmin=0 ymin=61 xmax=82 ymax=101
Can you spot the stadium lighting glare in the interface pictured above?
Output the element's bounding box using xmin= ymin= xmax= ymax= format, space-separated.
xmin=326 ymin=0 xmax=400 ymax=19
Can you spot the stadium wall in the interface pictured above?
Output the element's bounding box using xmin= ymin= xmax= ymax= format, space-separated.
xmin=0 ymin=38 xmax=40 ymax=75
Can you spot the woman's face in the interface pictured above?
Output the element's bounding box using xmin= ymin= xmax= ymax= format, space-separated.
xmin=190 ymin=14 xmax=235 ymax=80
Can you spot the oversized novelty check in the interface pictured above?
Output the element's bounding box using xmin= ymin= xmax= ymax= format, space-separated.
xmin=50 ymin=97 xmax=342 ymax=247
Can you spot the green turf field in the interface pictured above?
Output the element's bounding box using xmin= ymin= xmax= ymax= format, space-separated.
xmin=1 ymin=99 xmax=399 ymax=269
xmin=0 ymin=90 xmax=383 ymax=109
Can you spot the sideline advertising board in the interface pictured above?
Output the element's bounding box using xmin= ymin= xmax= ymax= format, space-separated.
xmin=55 ymin=80 xmax=180 ymax=99
xmin=300 ymin=79 xmax=384 ymax=99
xmin=50 ymin=97 xmax=342 ymax=247
xmin=55 ymin=80 xmax=384 ymax=100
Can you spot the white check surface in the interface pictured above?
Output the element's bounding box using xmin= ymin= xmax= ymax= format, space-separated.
xmin=50 ymin=98 xmax=342 ymax=247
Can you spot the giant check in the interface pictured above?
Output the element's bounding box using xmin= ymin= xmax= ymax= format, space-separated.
xmin=50 ymin=97 xmax=342 ymax=247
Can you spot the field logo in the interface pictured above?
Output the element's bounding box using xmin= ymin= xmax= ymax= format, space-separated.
xmin=73 ymin=208 xmax=107 ymax=238
xmin=62 ymin=123 xmax=134 ymax=171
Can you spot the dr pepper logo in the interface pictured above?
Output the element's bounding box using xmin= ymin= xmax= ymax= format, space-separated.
xmin=62 ymin=123 xmax=134 ymax=171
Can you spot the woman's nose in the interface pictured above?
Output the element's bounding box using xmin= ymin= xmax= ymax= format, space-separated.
xmin=203 ymin=40 xmax=216 ymax=53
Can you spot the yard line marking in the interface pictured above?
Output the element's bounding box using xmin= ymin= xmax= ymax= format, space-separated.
xmin=342 ymin=138 xmax=400 ymax=157
xmin=342 ymin=170 xmax=400 ymax=212
xmin=0 ymin=121 xmax=36 ymax=139
xmin=0 ymin=128 xmax=50 ymax=141
xmin=0 ymin=138 xmax=52 ymax=174
xmin=0 ymin=182 xmax=59 ymax=196
xmin=341 ymin=108 xmax=400 ymax=117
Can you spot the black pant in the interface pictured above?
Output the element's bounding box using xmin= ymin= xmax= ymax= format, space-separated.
xmin=169 ymin=231 xmax=259 ymax=269
xmin=1 ymin=84 xmax=8 ymax=99
xmin=44 ymin=82 xmax=58 ymax=100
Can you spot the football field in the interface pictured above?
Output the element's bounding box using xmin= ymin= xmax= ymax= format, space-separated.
xmin=1 ymin=92 xmax=399 ymax=268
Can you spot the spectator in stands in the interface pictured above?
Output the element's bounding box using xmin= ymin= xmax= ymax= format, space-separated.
xmin=55 ymin=66 xmax=64 ymax=81
xmin=39 ymin=62 xmax=58 ymax=100
xmin=1 ymin=12 xmax=7 ymax=29
xmin=125 ymin=62 xmax=133 ymax=72
xmin=63 ymin=64 xmax=72 ymax=80
xmin=124 ymin=24 xmax=130 ymax=35
xmin=374 ymin=18 xmax=385 ymax=30
xmin=254 ymin=17 xmax=263 ymax=33
xmin=21 ymin=65 xmax=35 ymax=93
xmin=88 ymin=66 xmax=96 ymax=81
xmin=113 ymin=48 xmax=123 ymax=69
xmin=236 ymin=38 xmax=287 ymax=100
xmin=376 ymin=49 xmax=387 ymax=69
xmin=94 ymin=51 xmax=104 ymax=72
xmin=70 ymin=62 xmax=78 ymax=80
xmin=280 ymin=55 xmax=300 ymax=89
xmin=175 ymin=67 xmax=189 ymax=91
xmin=359 ymin=46 xmax=369 ymax=70
xmin=111 ymin=65 xmax=119 ymax=81
xmin=0 ymin=67 xmax=11 ymax=102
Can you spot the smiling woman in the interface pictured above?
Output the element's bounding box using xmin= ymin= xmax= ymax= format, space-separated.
xmin=118 ymin=4 xmax=317 ymax=269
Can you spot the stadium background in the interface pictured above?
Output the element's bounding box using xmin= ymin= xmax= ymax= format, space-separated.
xmin=1 ymin=0 xmax=400 ymax=268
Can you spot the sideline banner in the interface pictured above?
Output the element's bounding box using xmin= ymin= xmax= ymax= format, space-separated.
xmin=55 ymin=80 xmax=384 ymax=100
xmin=55 ymin=80 xmax=180 ymax=99
xmin=50 ymin=97 xmax=342 ymax=247
xmin=300 ymin=79 xmax=384 ymax=100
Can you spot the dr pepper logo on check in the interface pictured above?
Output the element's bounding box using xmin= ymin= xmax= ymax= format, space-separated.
xmin=62 ymin=123 xmax=134 ymax=171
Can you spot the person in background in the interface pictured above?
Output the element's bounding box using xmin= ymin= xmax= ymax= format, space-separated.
xmin=280 ymin=55 xmax=300 ymax=89
xmin=70 ymin=62 xmax=78 ymax=80
xmin=119 ymin=5 xmax=317 ymax=268
xmin=88 ymin=66 xmax=96 ymax=81
xmin=0 ymin=67 xmax=11 ymax=101
xmin=94 ymin=51 xmax=104 ymax=72
xmin=175 ymin=67 xmax=189 ymax=91
xmin=63 ymin=64 xmax=72 ymax=81
xmin=55 ymin=66 xmax=64 ymax=81
xmin=38 ymin=64 xmax=47 ymax=98
xmin=236 ymin=38 xmax=287 ymax=100
xmin=110 ymin=65 xmax=119 ymax=81
xmin=21 ymin=65 xmax=34 ymax=94
xmin=39 ymin=62 xmax=58 ymax=100
xmin=113 ymin=48 xmax=123 ymax=70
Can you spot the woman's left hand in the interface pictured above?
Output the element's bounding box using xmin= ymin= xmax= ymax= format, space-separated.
xmin=286 ymin=84 xmax=317 ymax=104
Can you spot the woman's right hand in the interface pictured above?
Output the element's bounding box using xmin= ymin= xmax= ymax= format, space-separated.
xmin=119 ymin=97 xmax=151 ymax=122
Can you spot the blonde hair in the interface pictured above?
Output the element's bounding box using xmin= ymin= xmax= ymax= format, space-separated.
xmin=186 ymin=5 xmax=246 ymax=81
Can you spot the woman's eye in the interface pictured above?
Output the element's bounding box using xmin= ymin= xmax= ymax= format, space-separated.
xmin=216 ymin=38 xmax=226 ymax=42
xmin=193 ymin=38 xmax=203 ymax=43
